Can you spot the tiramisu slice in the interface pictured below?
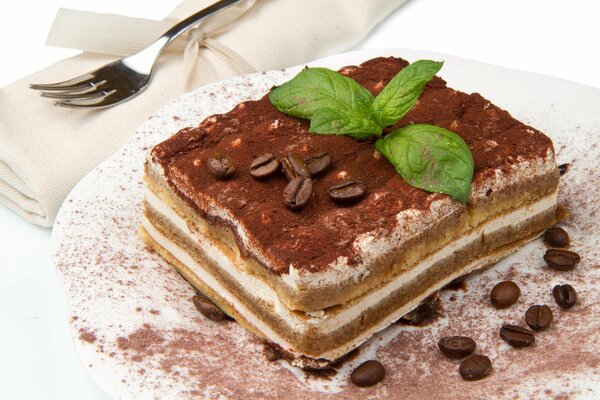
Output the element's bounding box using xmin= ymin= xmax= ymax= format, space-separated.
xmin=141 ymin=57 xmax=559 ymax=367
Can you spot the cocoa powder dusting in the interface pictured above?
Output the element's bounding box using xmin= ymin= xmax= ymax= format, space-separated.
xmin=116 ymin=324 xmax=165 ymax=359
xmin=78 ymin=328 xmax=97 ymax=344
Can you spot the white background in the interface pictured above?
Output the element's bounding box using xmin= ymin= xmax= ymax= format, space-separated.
xmin=0 ymin=1 xmax=598 ymax=399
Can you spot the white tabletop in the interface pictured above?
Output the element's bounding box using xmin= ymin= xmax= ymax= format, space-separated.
xmin=0 ymin=1 xmax=598 ymax=398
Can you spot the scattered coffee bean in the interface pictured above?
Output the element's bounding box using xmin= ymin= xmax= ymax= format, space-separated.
xmin=558 ymin=163 xmax=570 ymax=175
xmin=350 ymin=360 xmax=385 ymax=387
xmin=192 ymin=295 xmax=227 ymax=321
xmin=329 ymin=180 xmax=366 ymax=204
xmin=283 ymin=177 xmax=313 ymax=210
xmin=544 ymin=227 xmax=569 ymax=248
xmin=553 ymin=284 xmax=577 ymax=309
xmin=281 ymin=152 xmax=311 ymax=181
xmin=459 ymin=355 xmax=492 ymax=381
xmin=262 ymin=343 xmax=281 ymax=362
xmin=304 ymin=152 xmax=332 ymax=175
xmin=525 ymin=305 xmax=553 ymax=330
xmin=207 ymin=153 xmax=236 ymax=179
xmin=499 ymin=324 xmax=534 ymax=348
xmin=249 ymin=153 xmax=280 ymax=179
xmin=543 ymin=249 xmax=580 ymax=271
xmin=438 ymin=336 xmax=476 ymax=359
xmin=490 ymin=280 xmax=521 ymax=309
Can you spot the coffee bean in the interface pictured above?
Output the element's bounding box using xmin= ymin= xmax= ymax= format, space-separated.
xmin=250 ymin=153 xmax=280 ymax=179
xmin=499 ymin=324 xmax=534 ymax=348
xmin=543 ymin=249 xmax=580 ymax=271
xmin=544 ymin=227 xmax=569 ymax=248
xmin=459 ymin=355 xmax=492 ymax=381
xmin=558 ymin=163 xmax=570 ymax=175
xmin=192 ymin=295 xmax=227 ymax=321
xmin=438 ymin=336 xmax=476 ymax=359
xmin=207 ymin=154 xmax=236 ymax=179
xmin=281 ymin=152 xmax=311 ymax=181
xmin=329 ymin=180 xmax=366 ymax=204
xmin=283 ymin=177 xmax=313 ymax=210
xmin=525 ymin=305 xmax=553 ymax=330
xmin=490 ymin=280 xmax=520 ymax=309
xmin=350 ymin=360 xmax=385 ymax=387
xmin=304 ymin=152 xmax=332 ymax=175
xmin=553 ymin=284 xmax=577 ymax=309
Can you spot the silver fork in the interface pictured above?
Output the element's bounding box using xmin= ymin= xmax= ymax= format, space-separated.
xmin=30 ymin=0 xmax=247 ymax=109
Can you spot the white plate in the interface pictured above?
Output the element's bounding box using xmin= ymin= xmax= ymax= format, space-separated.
xmin=53 ymin=49 xmax=600 ymax=399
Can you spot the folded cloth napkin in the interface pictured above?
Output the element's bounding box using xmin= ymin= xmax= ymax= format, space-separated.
xmin=0 ymin=0 xmax=407 ymax=227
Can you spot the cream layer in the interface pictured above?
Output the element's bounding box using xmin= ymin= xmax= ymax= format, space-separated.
xmin=143 ymin=189 xmax=557 ymax=359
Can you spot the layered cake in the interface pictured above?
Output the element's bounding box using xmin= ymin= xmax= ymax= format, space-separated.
xmin=141 ymin=57 xmax=559 ymax=367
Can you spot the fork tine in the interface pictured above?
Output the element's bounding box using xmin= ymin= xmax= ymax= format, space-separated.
xmin=54 ymin=90 xmax=118 ymax=108
xmin=29 ymin=73 xmax=99 ymax=91
xmin=40 ymin=88 xmax=112 ymax=100
xmin=38 ymin=80 xmax=109 ymax=99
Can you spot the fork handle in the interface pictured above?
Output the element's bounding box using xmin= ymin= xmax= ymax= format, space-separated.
xmin=156 ymin=0 xmax=245 ymax=51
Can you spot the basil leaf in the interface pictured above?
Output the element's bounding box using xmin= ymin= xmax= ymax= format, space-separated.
xmin=269 ymin=67 xmax=374 ymax=118
xmin=375 ymin=124 xmax=474 ymax=204
xmin=310 ymin=107 xmax=382 ymax=139
xmin=371 ymin=60 xmax=443 ymax=128
xmin=269 ymin=67 xmax=380 ymax=137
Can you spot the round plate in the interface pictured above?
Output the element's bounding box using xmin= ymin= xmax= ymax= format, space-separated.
xmin=53 ymin=49 xmax=600 ymax=399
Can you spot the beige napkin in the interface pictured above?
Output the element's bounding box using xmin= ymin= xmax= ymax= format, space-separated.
xmin=0 ymin=0 xmax=407 ymax=227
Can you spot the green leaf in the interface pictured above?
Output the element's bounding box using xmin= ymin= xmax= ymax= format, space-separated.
xmin=371 ymin=60 xmax=443 ymax=128
xmin=269 ymin=67 xmax=379 ymax=137
xmin=310 ymin=107 xmax=382 ymax=139
xmin=375 ymin=124 xmax=474 ymax=204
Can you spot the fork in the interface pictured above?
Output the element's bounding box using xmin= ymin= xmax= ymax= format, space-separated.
xmin=30 ymin=0 xmax=247 ymax=109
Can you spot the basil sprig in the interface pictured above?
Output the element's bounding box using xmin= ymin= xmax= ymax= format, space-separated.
xmin=270 ymin=60 xmax=442 ymax=138
xmin=268 ymin=59 xmax=475 ymax=204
